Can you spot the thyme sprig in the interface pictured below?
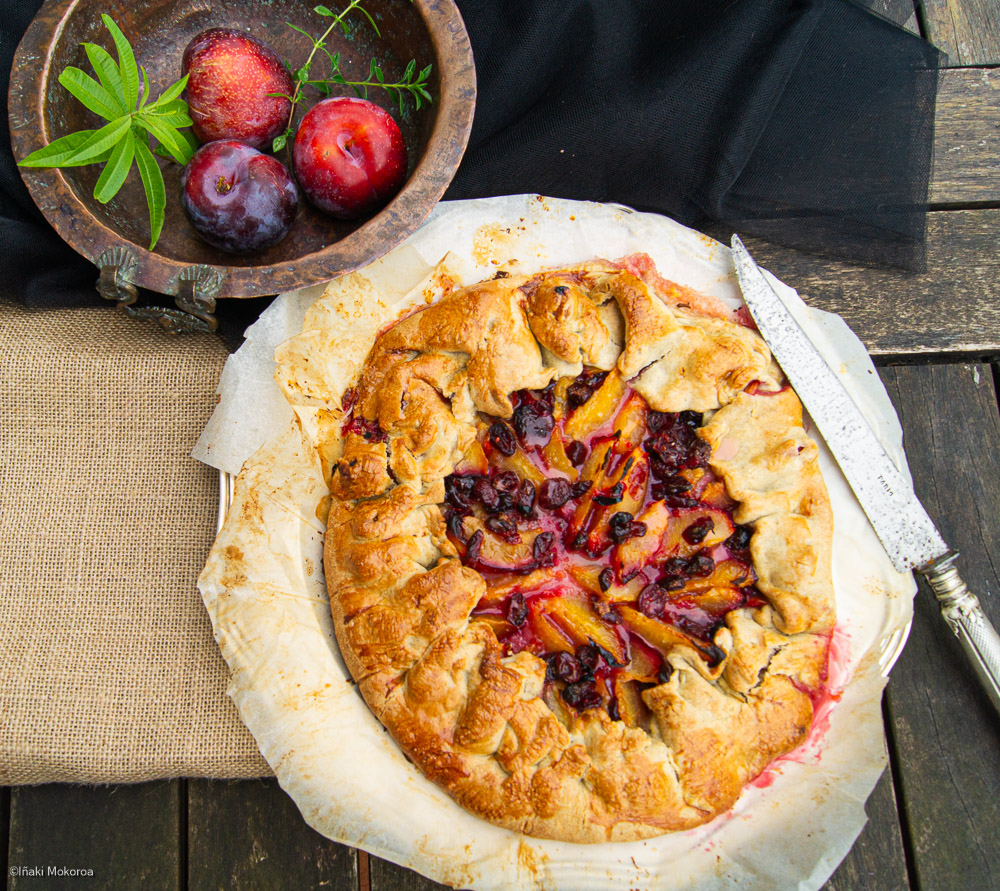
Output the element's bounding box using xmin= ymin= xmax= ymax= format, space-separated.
xmin=272 ymin=2 xmax=433 ymax=152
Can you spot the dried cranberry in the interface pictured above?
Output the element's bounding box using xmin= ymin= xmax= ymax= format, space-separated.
xmin=647 ymin=434 xmax=686 ymax=470
xmin=552 ymin=651 xmax=582 ymax=684
xmin=533 ymin=531 xmax=556 ymax=565
xmin=544 ymin=655 xmax=559 ymax=682
xmin=445 ymin=475 xmax=473 ymax=511
xmin=515 ymin=481 xmax=536 ymax=517
xmin=537 ymin=381 xmax=557 ymax=412
xmin=539 ymin=478 xmax=573 ymax=510
xmin=488 ymin=421 xmax=517 ymax=457
xmin=646 ymin=410 xmax=674 ymax=434
xmin=727 ymin=526 xmax=752 ymax=551
xmin=566 ymin=370 xmax=607 ymax=408
xmin=465 ymin=530 xmax=483 ymax=562
xmin=692 ymin=438 xmax=712 ymax=467
xmin=493 ymin=470 xmax=519 ymax=494
xmin=662 ymin=556 xmax=689 ymax=576
xmin=657 ymin=664 xmax=674 ymax=684
xmin=344 ymin=415 xmax=387 ymax=443
xmin=664 ymin=492 xmax=700 ymax=509
xmin=687 ymin=553 xmax=715 ymax=577
xmin=638 ymin=584 xmax=667 ymax=619
xmin=505 ymin=592 xmax=528 ymax=627
xmin=577 ymin=644 xmax=601 ymax=673
xmin=592 ymin=596 xmax=622 ymax=625
xmin=566 ymin=441 xmax=588 ymax=466
xmin=594 ymin=482 xmax=624 ymax=506
xmin=569 ymin=480 xmax=593 ymax=499
xmin=661 ymin=474 xmax=691 ymax=494
xmin=512 ymin=401 xmax=554 ymax=446
xmin=486 ymin=515 xmax=519 ymax=543
xmin=562 ymin=680 xmax=602 ymax=711
xmin=652 ymin=483 xmax=699 ymax=507
xmin=608 ymin=697 xmax=621 ymax=721
xmin=446 ymin=512 xmax=467 ymax=543
xmin=341 ymin=387 xmax=359 ymax=413
xmin=608 ymin=511 xmax=635 ymax=544
xmin=598 ymin=567 xmax=614 ymax=592
xmin=570 ymin=532 xmax=588 ymax=551
xmin=683 ymin=516 xmax=715 ymax=545
xmin=472 ymin=478 xmax=499 ymax=510
xmin=679 ymin=410 xmax=703 ymax=427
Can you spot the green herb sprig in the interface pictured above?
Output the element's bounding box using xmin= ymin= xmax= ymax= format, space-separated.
xmin=272 ymin=2 xmax=433 ymax=153
xmin=18 ymin=15 xmax=197 ymax=249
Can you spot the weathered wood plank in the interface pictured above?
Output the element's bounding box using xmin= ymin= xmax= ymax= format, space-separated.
xmin=1 ymin=788 xmax=9 ymax=887
xmin=725 ymin=209 xmax=1000 ymax=359
xmin=863 ymin=0 xmax=920 ymax=34
xmin=922 ymin=0 xmax=1000 ymax=66
xmin=7 ymin=781 xmax=180 ymax=889
xmin=823 ymin=766 xmax=911 ymax=890
xmin=369 ymin=854 xmax=451 ymax=891
xmin=878 ymin=363 xmax=1000 ymax=889
xmin=187 ymin=778 xmax=358 ymax=891
xmin=932 ymin=68 xmax=1000 ymax=205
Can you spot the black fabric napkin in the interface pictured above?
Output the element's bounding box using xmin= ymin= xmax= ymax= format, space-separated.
xmin=1 ymin=0 xmax=941 ymax=350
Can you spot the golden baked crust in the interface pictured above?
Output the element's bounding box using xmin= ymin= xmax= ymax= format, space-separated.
xmin=323 ymin=256 xmax=834 ymax=843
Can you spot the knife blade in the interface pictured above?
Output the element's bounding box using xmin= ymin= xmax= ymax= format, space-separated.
xmin=731 ymin=234 xmax=1000 ymax=714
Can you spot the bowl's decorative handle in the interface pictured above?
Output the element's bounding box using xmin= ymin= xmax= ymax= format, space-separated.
xmin=96 ymin=248 xmax=220 ymax=334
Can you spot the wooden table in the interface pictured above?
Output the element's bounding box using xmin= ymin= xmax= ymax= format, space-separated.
xmin=4 ymin=3 xmax=999 ymax=888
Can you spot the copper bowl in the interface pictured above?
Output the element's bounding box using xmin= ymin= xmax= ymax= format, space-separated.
xmin=8 ymin=0 xmax=475 ymax=325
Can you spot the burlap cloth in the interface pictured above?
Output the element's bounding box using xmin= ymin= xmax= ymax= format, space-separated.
xmin=0 ymin=302 xmax=269 ymax=784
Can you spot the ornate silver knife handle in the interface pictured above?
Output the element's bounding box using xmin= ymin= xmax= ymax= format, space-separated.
xmin=920 ymin=552 xmax=1000 ymax=714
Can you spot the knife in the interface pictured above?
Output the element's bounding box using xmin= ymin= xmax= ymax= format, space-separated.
xmin=731 ymin=234 xmax=1000 ymax=714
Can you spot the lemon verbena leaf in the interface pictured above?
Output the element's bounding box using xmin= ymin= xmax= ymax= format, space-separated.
xmin=93 ymin=130 xmax=135 ymax=203
xmin=83 ymin=43 xmax=127 ymax=113
xmin=18 ymin=130 xmax=98 ymax=167
xmin=18 ymin=132 xmax=115 ymax=168
xmin=136 ymin=115 xmax=195 ymax=165
xmin=58 ymin=67 xmax=123 ymax=121
xmin=59 ymin=116 xmax=131 ymax=165
xmin=139 ymin=65 xmax=151 ymax=108
xmin=147 ymin=73 xmax=189 ymax=110
xmin=101 ymin=15 xmax=139 ymax=111
xmin=133 ymin=137 xmax=165 ymax=249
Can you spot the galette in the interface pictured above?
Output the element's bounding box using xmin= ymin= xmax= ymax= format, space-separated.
xmin=322 ymin=256 xmax=834 ymax=843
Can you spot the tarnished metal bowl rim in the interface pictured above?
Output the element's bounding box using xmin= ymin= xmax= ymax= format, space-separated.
xmin=8 ymin=0 xmax=476 ymax=299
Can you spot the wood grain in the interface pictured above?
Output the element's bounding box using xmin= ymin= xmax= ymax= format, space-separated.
xmin=369 ymin=855 xmax=451 ymax=891
xmin=878 ymin=363 xmax=1000 ymax=889
xmin=723 ymin=209 xmax=1000 ymax=358
xmin=863 ymin=0 xmax=920 ymax=34
xmin=187 ymin=778 xmax=358 ymax=891
xmin=823 ymin=767 xmax=911 ymax=890
xmin=1 ymin=788 xmax=9 ymax=887
xmin=7 ymin=782 xmax=180 ymax=889
xmin=922 ymin=0 xmax=1000 ymax=65
xmin=932 ymin=68 xmax=1000 ymax=205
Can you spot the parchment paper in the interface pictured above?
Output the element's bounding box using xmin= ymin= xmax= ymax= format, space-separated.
xmin=196 ymin=195 xmax=916 ymax=890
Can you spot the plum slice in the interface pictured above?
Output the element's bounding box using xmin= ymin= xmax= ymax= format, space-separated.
xmin=615 ymin=505 xmax=735 ymax=575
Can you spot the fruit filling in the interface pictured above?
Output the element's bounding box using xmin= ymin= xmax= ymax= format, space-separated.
xmin=439 ymin=369 xmax=767 ymax=729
